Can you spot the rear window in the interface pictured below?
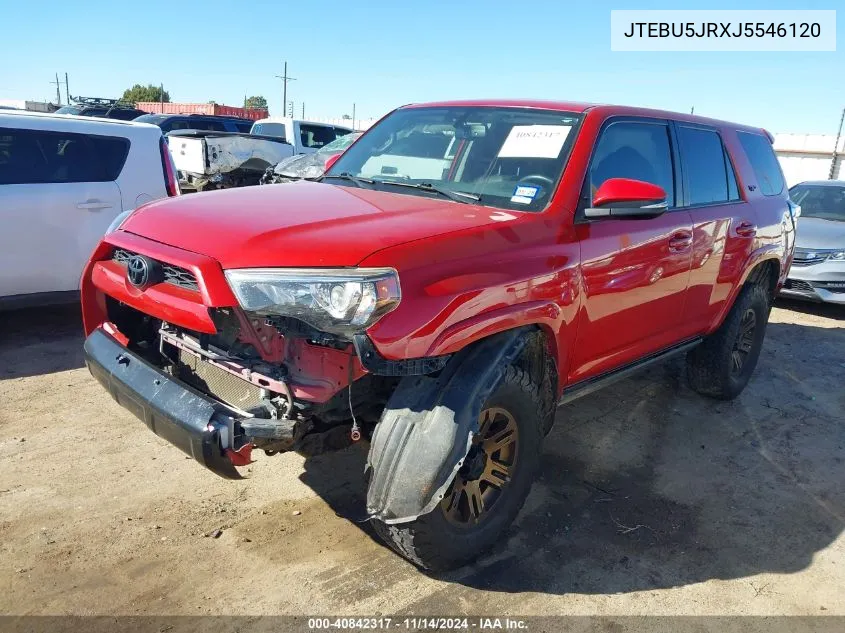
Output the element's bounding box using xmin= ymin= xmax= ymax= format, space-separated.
xmin=737 ymin=131 xmax=784 ymax=196
xmin=300 ymin=124 xmax=339 ymax=149
xmin=251 ymin=122 xmax=287 ymax=139
xmin=677 ymin=126 xmax=741 ymax=205
xmin=0 ymin=127 xmax=129 ymax=184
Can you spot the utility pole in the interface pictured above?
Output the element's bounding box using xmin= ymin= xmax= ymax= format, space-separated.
xmin=690 ymin=106 xmax=695 ymax=115
xmin=275 ymin=61 xmax=296 ymax=116
xmin=302 ymin=102 xmax=305 ymax=118
xmin=64 ymin=73 xmax=70 ymax=104
xmin=352 ymin=103 xmax=356 ymax=131
xmin=830 ymin=106 xmax=845 ymax=180
xmin=159 ymin=83 xmax=164 ymax=111
xmin=50 ymin=73 xmax=62 ymax=105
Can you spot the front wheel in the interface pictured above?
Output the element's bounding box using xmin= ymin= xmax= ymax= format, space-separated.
xmin=686 ymin=282 xmax=770 ymax=400
xmin=371 ymin=366 xmax=543 ymax=571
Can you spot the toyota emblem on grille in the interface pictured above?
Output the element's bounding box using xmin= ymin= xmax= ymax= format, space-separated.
xmin=127 ymin=255 xmax=152 ymax=287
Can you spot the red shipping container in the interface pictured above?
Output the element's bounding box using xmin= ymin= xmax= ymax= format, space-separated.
xmin=135 ymin=102 xmax=269 ymax=120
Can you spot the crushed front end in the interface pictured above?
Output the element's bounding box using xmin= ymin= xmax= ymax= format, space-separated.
xmin=81 ymin=231 xmax=407 ymax=476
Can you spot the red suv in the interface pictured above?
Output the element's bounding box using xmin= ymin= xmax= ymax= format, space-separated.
xmin=81 ymin=100 xmax=795 ymax=570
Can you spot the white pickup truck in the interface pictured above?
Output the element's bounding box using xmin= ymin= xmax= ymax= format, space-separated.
xmin=166 ymin=130 xmax=294 ymax=192
xmin=249 ymin=118 xmax=354 ymax=155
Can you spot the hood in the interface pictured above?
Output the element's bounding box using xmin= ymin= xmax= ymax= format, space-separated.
xmin=122 ymin=181 xmax=511 ymax=268
xmin=274 ymin=151 xmax=332 ymax=179
xmin=796 ymin=217 xmax=845 ymax=250
xmin=272 ymin=153 xmax=308 ymax=175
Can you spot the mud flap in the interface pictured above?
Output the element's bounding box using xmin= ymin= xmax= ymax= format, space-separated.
xmin=366 ymin=329 xmax=532 ymax=524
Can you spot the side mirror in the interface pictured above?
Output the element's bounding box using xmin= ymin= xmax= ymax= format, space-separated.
xmin=585 ymin=178 xmax=668 ymax=219
xmin=323 ymin=153 xmax=341 ymax=172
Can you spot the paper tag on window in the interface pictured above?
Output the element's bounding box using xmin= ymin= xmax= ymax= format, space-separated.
xmin=511 ymin=185 xmax=540 ymax=204
xmin=498 ymin=125 xmax=572 ymax=158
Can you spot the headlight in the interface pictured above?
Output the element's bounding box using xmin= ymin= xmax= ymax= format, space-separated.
xmin=105 ymin=209 xmax=133 ymax=235
xmin=829 ymin=251 xmax=845 ymax=261
xmin=224 ymin=268 xmax=401 ymax=336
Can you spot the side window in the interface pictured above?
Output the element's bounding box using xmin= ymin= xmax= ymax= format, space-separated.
xmin=87 ymin=135 xmax=130 ymax=180
xmin=0 ymin=127 xmax=111 ymax=184
xmin=589 ymin=120 xmax=675 ymax=207
xmin=737 ymin=131 xmax=784 ymax=196
xmin=204 ymin=121 xmax=226 ymax=132
xmin=300 ymin=124 xmax=337 ymax=149
xmin=677 ymin=126 xmax=738 ymax=205
xmin=0 ymin=128 xmax=49 ymax=184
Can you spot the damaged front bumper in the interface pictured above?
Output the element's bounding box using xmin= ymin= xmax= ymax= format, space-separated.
xmin=84 ymin=327 xmax=276 ymax=478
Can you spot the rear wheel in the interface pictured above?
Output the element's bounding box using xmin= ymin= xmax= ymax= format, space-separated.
xmin=686 ymin=282 xmax=770 ymax=400
xmin=371 ymin=366 xmax=542 ymax=571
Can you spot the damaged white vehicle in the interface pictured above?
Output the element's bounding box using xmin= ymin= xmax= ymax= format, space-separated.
xmin=166 ymin=130 xmax=294 ymax=192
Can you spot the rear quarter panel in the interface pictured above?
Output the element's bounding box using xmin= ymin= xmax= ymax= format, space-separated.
xmin=117 ymin=125 xmax=168 ymax=209
xmin=706 ymin=127 xmax=792 ymax=332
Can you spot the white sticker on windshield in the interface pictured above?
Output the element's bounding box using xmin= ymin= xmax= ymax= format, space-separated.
xmin=497 ymin=125 xmax=572 ymax=158
xmin=511 ymin=185 xmax=539 ymax=204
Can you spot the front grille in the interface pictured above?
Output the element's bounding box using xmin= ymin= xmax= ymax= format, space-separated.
xmin=816 ymin=281 xmax=845 ymax=294
xmin=112 ymin=248 xmax=199 ymax=292
xmin=792 ymin=249 xmax=829 ymax=266
xmin=176 ymin=348 xmax=264 ymax=412
xmin=784 ymin=279 xmax=815 ymax=293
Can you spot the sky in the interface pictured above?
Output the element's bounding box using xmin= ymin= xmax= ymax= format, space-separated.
xmin=1 ymin=0 xmax=843 ymax=134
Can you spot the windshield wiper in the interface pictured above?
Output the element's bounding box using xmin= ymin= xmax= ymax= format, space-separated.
xmin=377 ymin=180 xmax=480 ymax=204
xmin=320 ymin=172 xmax=375 ymax=188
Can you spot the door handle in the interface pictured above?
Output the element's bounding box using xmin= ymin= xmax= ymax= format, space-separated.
xmin=668 ymin=230 xmax=693 ymax=252
xmin=77 ymin=200 xmax=112 ymax=211
xmin=736 ymin=221 xmax=757 ymax=237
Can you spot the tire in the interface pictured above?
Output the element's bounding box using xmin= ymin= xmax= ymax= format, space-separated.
xmin=371 ymin=365 xmax=543 ymax=571
xmin=686 ymin=282 xmax=770 ymax=400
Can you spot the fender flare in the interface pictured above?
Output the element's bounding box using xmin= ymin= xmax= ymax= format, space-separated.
xmin=711 ymin=247 xmax=782 ymax=333
xmin=366 ymin=327 xmax=534 ymax=524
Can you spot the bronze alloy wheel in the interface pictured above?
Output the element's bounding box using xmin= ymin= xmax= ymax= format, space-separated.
xmin=731 ymin=308 xmax=757 ymax=376
xmin=440 ymin=406 xmax=519 ymax=526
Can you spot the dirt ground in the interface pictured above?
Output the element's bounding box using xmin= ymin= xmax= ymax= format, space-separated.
xmin=1 ymin=299 xmax=843 ymax=618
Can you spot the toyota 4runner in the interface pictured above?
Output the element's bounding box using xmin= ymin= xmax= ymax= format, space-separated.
xmin=81 ymin=100 xmax=796 ymax=570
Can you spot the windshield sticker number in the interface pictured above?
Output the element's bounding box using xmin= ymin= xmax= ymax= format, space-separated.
xmin=498 ymin=125 xmax=572 ymax=158
xmin=511 ymin=185 xmax=540 ymax=204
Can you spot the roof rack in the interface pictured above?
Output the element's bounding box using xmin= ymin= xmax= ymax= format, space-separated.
xmin=69 ymin=96 xmax=138 ymax=110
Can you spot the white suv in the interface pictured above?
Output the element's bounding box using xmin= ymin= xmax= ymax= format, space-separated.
xmin=0 ymin=111 xmax=179 ymax=308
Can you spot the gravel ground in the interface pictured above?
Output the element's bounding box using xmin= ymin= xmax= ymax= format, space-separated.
xmin=0 ymin=299 xmax=843 ymax=619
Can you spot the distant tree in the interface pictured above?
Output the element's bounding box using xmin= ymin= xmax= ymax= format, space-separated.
xmin=122 ymin=84 xmax=170 ymax=104
xmin=208 ymin=100 xmax=217 ymax=105
xmin=245 ymin=95 xmax=268 ymax=110
xmin=342 ymin=114 xmax=352 ymax=120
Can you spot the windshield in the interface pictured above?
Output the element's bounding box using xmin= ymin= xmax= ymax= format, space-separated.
xmin=317 ymin=131 xmax=361 ymax=155
xmin=790 ymin=184 xmax=845 ymax=221
xmin=54 ymin=106 xmax=82 ymax=115
xmin=251 ymin=122 xmax=287 ymax=139
xmin=327 ymin=106 xmax=581 ymax=211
